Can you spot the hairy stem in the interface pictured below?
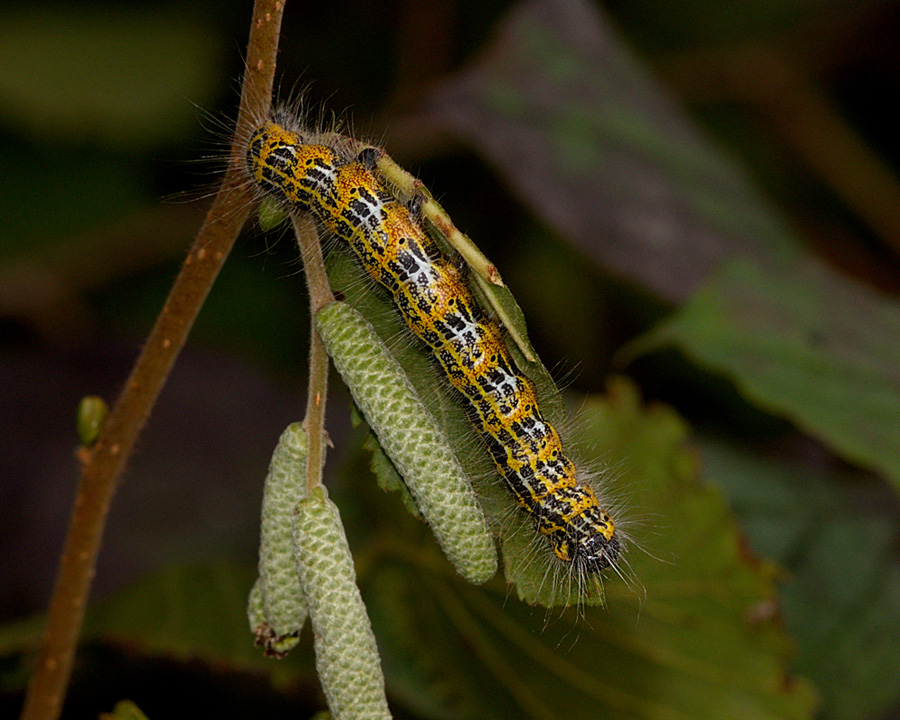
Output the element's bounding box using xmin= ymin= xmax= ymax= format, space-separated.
xmin=292 ymin=213 xmax=335 ymax=494
xmin=19 ymin=3 xmax=285 ymax=719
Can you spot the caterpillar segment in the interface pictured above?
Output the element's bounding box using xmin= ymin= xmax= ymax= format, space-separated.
xmin=247 ymin=121 xmax=619 ymax=574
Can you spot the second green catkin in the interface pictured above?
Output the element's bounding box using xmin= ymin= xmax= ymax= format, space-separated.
xmin=250 ymin=422 xmax=310 ymax=656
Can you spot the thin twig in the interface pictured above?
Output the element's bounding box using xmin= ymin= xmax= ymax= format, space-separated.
xmin=292 ymin=213 xmax=335 ymax=494
xmin=19 ymin=3 xmax=285 ymax=719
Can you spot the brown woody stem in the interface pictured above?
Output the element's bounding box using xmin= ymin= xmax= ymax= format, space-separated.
xmin=19 ymin=3 xmax=285 ymax=718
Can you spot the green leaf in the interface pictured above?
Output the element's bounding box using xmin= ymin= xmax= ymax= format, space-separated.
xmin=628 ymin=257 xmax=900 ymax=491
xmin=701 ymin=438 xmax=900 ymax=720
xmin=1 ymin=378 xmax=817 ymax=719
xmin=363 ymin=378 xmax=817 ymax=720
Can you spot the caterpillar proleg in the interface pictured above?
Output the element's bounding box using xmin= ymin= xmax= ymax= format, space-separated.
xmin=245 ymin=113 xmax=620 ymax=587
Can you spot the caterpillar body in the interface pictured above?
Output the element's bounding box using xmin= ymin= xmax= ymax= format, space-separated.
xmin=246 ymin=119 xmax=620 ymax=577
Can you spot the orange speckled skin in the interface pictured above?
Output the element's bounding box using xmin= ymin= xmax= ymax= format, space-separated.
xmin=248 ymin=122 xmax=618 ymax=573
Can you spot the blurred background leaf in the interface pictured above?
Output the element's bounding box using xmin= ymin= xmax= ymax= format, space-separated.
xmin=626 ymin=257 xmax=900 ymax=489
xmin=3 ymin=0 xmax=899 ymax=718
xmin=0 ymin=6 xmax=223 ymax=149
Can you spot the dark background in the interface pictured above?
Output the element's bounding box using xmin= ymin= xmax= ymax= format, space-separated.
xmin=2 ymin=1 xmax=900 ymax=718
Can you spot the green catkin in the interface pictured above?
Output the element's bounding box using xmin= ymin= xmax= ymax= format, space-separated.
xmin=293 ymin=487 xmax=392 ymax=720
xmin=247 ymin=577 xmax=266 ymax=629
xmin=316 ymin=300 xmax=497 ymax=584
xmin=251 ymin=422 xmax=310 ymax=656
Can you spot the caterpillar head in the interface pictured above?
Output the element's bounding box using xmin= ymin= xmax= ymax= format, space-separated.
xmin=246 ymin=122 xmax=301 ymax=192
xmin=575 ymin=532 xmax=621 ymax=574
xmin=567 ymin=507 xmax=620 ymax=574
xmin=246 ymin=122 xmax=331 ymax=212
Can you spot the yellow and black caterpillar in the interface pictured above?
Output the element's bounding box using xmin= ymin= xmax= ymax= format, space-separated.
xmin=246 ymin=118 xmax=619 ymax=576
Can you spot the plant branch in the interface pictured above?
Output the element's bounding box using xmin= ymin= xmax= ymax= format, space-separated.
xmin=292 ymin=213 xmax=335 ymax=494
xmin=19 ymin=3 xmax=285 ymax=719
